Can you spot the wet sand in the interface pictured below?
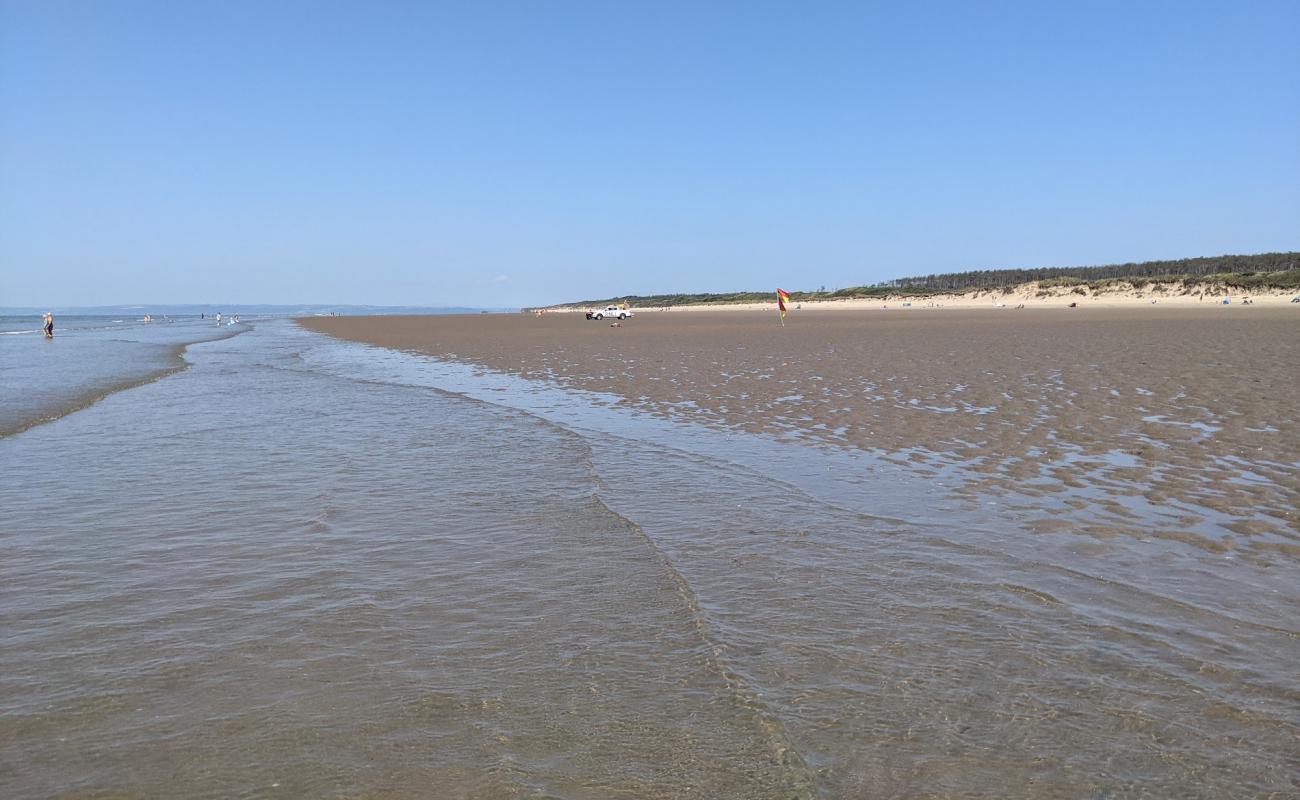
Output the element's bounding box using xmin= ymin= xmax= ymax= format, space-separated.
xmin=8 ymin=317 xmax=1295 ymax=798
xmin=302 ymin=308 xmax=1300 ymax=557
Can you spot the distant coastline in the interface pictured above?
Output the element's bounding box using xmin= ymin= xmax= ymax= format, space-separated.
xmin=534 ymin=251 xmax=1299 ymax=312
xmin=0 ymin=304 xmax=507 ymax=317
xmin=541 ymin=278 xmax=1300 ymax=313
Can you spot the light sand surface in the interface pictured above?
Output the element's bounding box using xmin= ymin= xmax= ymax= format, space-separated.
xmin=301 ymin=308 xmax=1299 ymax=556
xmin=546 ymin=282 xmax=1298 ymax=313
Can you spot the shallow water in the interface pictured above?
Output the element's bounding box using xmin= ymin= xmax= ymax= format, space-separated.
xmin=304 ymin=309 xmax=1300 ymax=565
xmin=1 ymin=319 xmax=1296 ymax=798
xmin=0 ymin=315 xmax=241 ymax=436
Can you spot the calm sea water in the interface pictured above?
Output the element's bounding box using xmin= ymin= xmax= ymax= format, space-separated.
xmin=1 ymin=319 xmax=1294 ymax=798
xmin=0 ymin=315 xmax=244 ymax=436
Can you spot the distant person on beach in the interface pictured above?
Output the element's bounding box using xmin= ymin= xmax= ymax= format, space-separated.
xmin=43 ymin=312 xmax=54 ymax=338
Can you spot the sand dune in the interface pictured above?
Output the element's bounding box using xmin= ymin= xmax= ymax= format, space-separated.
xmin=545 ymin=281 xmax=1297 ymax=314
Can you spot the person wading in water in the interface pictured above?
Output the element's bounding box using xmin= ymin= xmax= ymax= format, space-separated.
xmin=43 ymin=312 xmax=54 ymax=339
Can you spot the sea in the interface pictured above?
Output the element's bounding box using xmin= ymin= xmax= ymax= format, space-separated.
xmin=1 ymin=316 xmax=1295 ymax=799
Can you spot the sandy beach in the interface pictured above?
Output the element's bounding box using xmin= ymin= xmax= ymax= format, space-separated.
xmin=9 ymin=0 xmax=1298 ymax=793
xmin=303 ymin=307 xmax=1299 ymax=556
xmin=6 ymin=316 xmax=1297 ymax=798
xmin=544 ymin=281 xmax=1299 ymax=313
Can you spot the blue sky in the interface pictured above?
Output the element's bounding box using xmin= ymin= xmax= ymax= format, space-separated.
xmin=2 ymin=0 xmax=1296 ymax=307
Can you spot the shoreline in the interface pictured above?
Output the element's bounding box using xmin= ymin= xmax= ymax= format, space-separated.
xmin=298 ymin=308 xmax=1300 ymax=558
xmin=299 ymin=307 xmax=1300 ymax=566
xmin=12 ymin=316 xmax=1300 ymax=798
xmin=541 ymin=282 xmax=1298 ymax=314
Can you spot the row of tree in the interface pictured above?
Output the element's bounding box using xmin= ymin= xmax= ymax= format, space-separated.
xmin=548 ymin=251 xmax=1299 ymax=309
xmin=886 ymin=252 xmax=1299 ymax=291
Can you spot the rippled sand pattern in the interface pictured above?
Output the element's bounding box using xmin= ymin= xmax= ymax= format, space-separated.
xmin=4 ymin=318 xmax=1296 ymax=798
xmin=1 ymin=332 xmax=808 ymax=798
xmin=303 ymin=309 xmax=1300 ymax=560
xmin=587 ymin=441 xmax=1299 ymax=797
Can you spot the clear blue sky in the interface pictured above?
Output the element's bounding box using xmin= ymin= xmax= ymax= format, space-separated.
xmin=2 ymin=1 xmax=1297 ymax=307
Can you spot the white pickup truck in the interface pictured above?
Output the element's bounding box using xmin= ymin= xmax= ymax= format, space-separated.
xmin=585 ymin=306 xmax=632 ymax=320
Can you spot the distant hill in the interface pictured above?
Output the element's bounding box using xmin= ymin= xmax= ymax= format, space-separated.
xmin=884 ymin=251 xmax=1298 ymax=291
xmin=0 ymin=304 xmax=508 ymax=316
xmin=542 ymin=251 xmax=1299 ymax=309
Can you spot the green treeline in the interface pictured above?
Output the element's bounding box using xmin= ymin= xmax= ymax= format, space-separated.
xmin=558 ymin=286 xmax=909 ymax=309
xmin=551 ymin=251 xmax=1299 ymax=308
xmin=887 ymin=251 xmax=1298 ymax=290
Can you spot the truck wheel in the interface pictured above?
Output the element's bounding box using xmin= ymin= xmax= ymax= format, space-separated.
xmin=618 ymin=313 xmax=627 ymax=320
xmin=594 ymin=313 xmax=603 ymax=320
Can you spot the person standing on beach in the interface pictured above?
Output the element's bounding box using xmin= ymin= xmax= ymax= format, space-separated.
xmin=43 ymin=312 xmax=54 ymax=338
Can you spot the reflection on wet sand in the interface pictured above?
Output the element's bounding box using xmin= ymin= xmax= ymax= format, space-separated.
xmin=2 ymin=314 xmax=1295 ymax=798
xmin=303 ymin=308 xmax=1299 ymax=560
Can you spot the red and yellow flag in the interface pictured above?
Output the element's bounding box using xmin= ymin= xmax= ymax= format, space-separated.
xmin=776 ymin=288 xmax=791 ymax=323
